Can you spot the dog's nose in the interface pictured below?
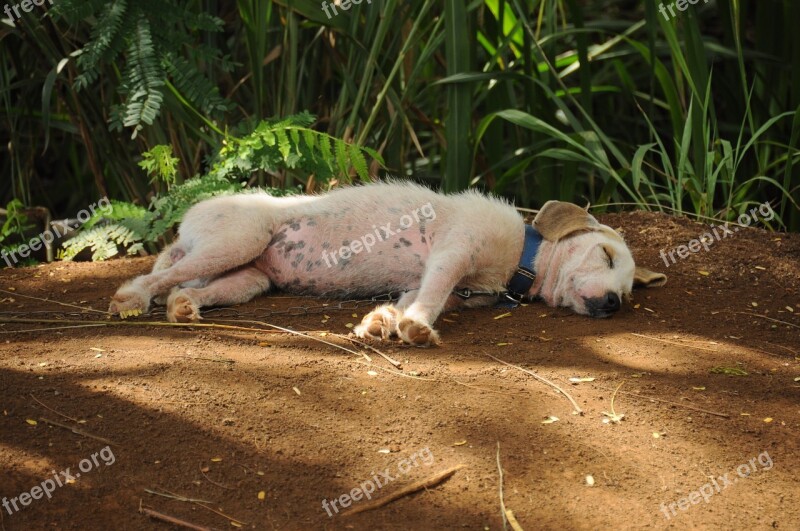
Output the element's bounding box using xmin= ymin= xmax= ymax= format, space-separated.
xmin=603 ymin=292 xmax=621 ymax=312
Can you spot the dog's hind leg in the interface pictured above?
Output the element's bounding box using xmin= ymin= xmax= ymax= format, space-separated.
xmin=109 ymin=235 xmax=272 ymax=317
xmin=166 ymin=266 xmax=272 ymax=322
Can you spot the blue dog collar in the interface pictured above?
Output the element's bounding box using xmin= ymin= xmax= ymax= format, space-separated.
xmin=500 ymin=224 xmax=542 ymax=307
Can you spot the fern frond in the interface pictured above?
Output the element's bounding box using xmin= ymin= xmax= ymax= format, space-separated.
xmin=121 ymin=16 xmax=165 ymax=137
xmin=59 ymin=224 xmax=143 ymax=262
xmin=74 ymin=0 xmax=128 ymax=90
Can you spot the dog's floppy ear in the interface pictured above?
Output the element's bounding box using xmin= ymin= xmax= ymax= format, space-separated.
xmin=533 ymin=200 xmax=601 ymax=241
xmin=633 ymin=267 xmax=667 ymax=288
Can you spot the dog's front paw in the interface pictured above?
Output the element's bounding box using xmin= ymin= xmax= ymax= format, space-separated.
xmin=354 ymin=305 xmax=400 ymax=341
xmin=397 ymin=317 xmax=440 ymax=347
xmin=167 ymin=291 xmax=201 ymax=323
xmin=109 ymin=286 xmax=149 ymax=319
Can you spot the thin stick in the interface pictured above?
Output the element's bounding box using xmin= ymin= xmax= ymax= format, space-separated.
xmin=144 ymin=488 xmax=213 ymax=504
xmin=0 ymin=288 xmax=109 ymax=315
xmin=200 ymin=464 xmax=235 ymax=490
xmin=154 ymin=487 xmax=248 ymax=526
xmin=30 ymin=393 xmax=80 ymax=423
xmin=505 ymin=510 xmax=524 ymax=531
xmin=485 ymin=354 xmax=583 ymax=415
xmin=0 ymin=317 xmax=288 ymax=334
xmin=139 ymin=505 xmax=212 ymax=531
xmin=630 ymin=333 xmax=719 ymax=352
xmin=450 ymin=379 xmax=523 ymax=397
xmin=737 ymin=312 xmax=799 ymax=330
xmin=211 ymin=318 xmax=369 ymax=359
xmin=342 ymin=464 xmax=464 ymax=517
xmin=497 ymin=442 xmax=508 ymax=530
xmin=597 ymin=387 xmax=730 ymax=418
xmin=39 ymin=417 xmax=117 ymax=445
xmin=0 ymin=324 xmax=107 ymax=334
xmin=173 ymin=356 xmax=235 ymax=364
xmin=333 ymin=333 xmax=402 ymax=368
xmin=351 ymin=359 xmax=434 ymax=381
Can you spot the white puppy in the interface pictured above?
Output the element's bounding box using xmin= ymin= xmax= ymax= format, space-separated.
xmin=109 ymin=182 xmax=666 ymax=346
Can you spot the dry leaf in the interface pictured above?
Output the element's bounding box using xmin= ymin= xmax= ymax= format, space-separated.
xmin=541 ymin=416 xmax=559 ymax=424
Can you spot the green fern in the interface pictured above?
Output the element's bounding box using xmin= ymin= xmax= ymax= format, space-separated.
xmin=53 ymin=0 xmax=229 ymax=138
xmin=63 ymin=113 xmax=382 ymax=261
xmin=212 ymin=112 xmax=384 ymax=183
xmin=138 ymin=144 xmax=180 ymax=187
xmin=59 ymin=224 xmax=144 ymax=262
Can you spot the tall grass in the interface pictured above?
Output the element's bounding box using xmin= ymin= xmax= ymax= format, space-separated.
xmin=1 ymin=0 xmax=798 ymax=228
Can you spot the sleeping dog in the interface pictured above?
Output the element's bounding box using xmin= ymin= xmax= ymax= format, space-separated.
xmin=109 ymin=182 xmax=666 ymax=346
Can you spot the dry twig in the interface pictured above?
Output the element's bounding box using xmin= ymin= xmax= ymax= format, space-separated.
xmin=139 ymin=504 xmax=213 ymax=531
xmin=30 ymin=393 xmax=80 ymax=423
xmin=342 ymin=464 xmax=465 ymax=517
xmin=485 ymin=353 xmax=583 ymax=415
xmin=39 ymin=417 xmax=117 ymax=445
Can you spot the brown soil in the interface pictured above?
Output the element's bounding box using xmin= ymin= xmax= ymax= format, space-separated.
xmin=1 ymin=210 xmax=798 ymax=531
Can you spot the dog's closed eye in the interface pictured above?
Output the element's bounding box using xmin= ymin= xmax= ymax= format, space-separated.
xmin=602 ymin=245 xmax=615 ymax=269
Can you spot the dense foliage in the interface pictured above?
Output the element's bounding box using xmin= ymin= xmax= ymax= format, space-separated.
xmin=1 ymin=0 xmax=798 ymax=258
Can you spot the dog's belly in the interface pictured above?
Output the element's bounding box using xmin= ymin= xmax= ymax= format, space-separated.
xmin=257 ymin=216 xmax=432 ymax=297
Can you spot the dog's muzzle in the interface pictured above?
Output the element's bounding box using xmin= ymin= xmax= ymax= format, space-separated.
xmin=584 ymin=292 xmax=621 ymax=318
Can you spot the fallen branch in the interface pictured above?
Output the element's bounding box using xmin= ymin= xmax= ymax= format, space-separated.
xmin=0 ymin=317 xmax=288 ymax=334
xmin=736 ymin=312 xmax=799 ymax=330
xmin=596 ymin=387 xmax=730 ymax=418
xmin=505 ymin=509 xmax=524 ymax=531
xmin=630 ymin=333 xmax=719 ymax=352
xmin=497 ymin=442 xmax=508 ymax=530
xmin=342 ymin=464 xmax=465 ymax=517
xmin=39 ymin=417 xmax=117 ymax=445
xmin=31 ymin=393 xmax=80 ymax=423
xmin=485 ymin=354 xmax=583 ymax=415
xmin=139 ymin=504 xmax=213 ymax=531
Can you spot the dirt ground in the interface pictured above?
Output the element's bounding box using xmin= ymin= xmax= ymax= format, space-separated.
xmin=0 ymin=209 xmax=798 ymax=531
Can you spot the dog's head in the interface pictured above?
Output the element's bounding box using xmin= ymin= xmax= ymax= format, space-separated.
xmin=533 ymin=201 xmax=666 ymax=318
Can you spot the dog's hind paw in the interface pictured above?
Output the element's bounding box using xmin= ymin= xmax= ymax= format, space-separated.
xmin=354 ymin=305 xmax=400 ymax=341
xmin=397 ymin=317 xmax=440 ymax=347
xmin=167 ymin=292 xmax=202 ymax=323
xmin=109 ymin=288 xmax=149 ymax=318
